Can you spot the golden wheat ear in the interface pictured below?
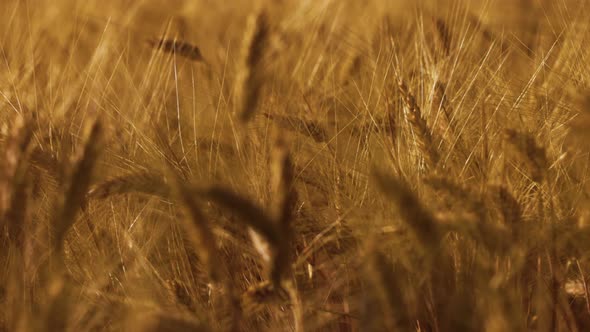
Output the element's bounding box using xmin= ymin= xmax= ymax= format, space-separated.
xmin=198 ymin=186 xmax=293 ymax=288
xmin=235 ymin=10 xmax=270 ymax=123
xmin=87 ymin=170 xmax=170 ymax=200
xmin=263 ymin=112 xmax=328 ymax=143
xmin=147 ymin=38 xmax=205 ymax=62
xmin=433 ymin=17 xmax=451 ymax=56
xmin=398 ymin=80 xmax=440 ymax=170
xmin=504 ymin=129 xmax=548 ymax=184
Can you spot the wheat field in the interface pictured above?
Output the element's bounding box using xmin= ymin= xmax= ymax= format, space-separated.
xmin=1 ymin=0 xmax=590 ymax=331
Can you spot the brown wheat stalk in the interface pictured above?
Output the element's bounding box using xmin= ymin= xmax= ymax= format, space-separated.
xmin=53 ymin=120 xmax=102 ymax=251
xmin=0 ymin=116 xmax=33 ymax=218
xmin=373 ymin=170 xmax=440 ymax=251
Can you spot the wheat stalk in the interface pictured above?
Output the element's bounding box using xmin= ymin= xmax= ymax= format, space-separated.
xmin=0 ymin=116 xmax=32 ymax=218
xmin=368 ymin=249 xmax=413 ymax=330
xmin=53 ymin=120 xmax=102 ymax=252
xmin=373 ymin=170 xmax=440 ymax=251
xmin=171 ymin=174 xmax=222 ymax=282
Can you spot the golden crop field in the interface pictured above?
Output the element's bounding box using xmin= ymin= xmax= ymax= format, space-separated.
xmin=2 ymin=0 xmax=590 ymax=331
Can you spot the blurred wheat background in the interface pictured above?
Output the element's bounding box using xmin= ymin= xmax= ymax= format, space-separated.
xmin=2 ymin=0 xmax=590 ymax=331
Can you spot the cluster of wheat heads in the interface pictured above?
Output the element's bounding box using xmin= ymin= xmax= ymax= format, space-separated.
xmin=2 ymin=0 xmax=590 ymax=331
